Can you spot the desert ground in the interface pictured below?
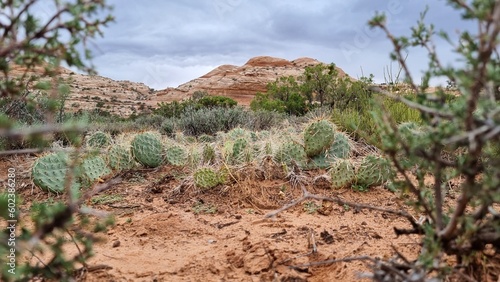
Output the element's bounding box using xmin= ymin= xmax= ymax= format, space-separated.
xmin=1 ymin=153 xmax=438 ymax=282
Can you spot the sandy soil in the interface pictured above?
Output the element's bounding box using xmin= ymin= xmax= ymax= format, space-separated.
xmin=1 ymin=154 xmax=430 ymax=282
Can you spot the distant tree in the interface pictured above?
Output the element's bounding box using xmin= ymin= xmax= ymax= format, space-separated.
xmin=196 ymin=95 xmax=237 ymax=108
xmin=301 ymin=63 xmax=338 ymax=106
xmin=250 ymin=92 xmax=286 ymax=113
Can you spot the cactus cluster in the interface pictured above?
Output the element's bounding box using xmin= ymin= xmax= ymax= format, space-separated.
xmin=32 ymin=121 xmax=391 ymax=195
xmin=131 ymin=132 xmax=163 ymax=168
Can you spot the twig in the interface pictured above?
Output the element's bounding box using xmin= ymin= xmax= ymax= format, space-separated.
xmin=290 ymin=255 xmax=376 ymax=269
xmin=265 ymin=184 xmax=419 ymax=230
xmin=308 ymin=228 xmax=317 ymax=254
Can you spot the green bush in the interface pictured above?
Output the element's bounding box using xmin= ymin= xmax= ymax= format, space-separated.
xmin=366 ymin=2 xmax=500 ymax=280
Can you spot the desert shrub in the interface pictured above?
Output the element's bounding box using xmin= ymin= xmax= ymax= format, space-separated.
xmin=132 ymin=114 xmax=165 ymax=130
xmin=364 ymin=2 xmax=500 ymax=280
xmin=196 ymin=95 xmax=237 ymax=108
xmin=250 ymin=92 xmax=286 ymax=113
xmin=177 ymin=106 xmax=250 ymax=136
xmin=154 ymin=95 xmax=237 ymax=118
xmin=247 ymin=110 xmax=287 ymax=131
xmin=160 ymin=118 xmax=178 ymax=137
xmin=0 ymin=1 xmax=114 ymax=281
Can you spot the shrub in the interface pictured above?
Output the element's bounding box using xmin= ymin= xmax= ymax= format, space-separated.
xmin=365 ymin=2 xmax=500 ymax=280
xmin=178 ymin=106 xmax=250 ymax=136
xmin=0 ymin=1 xmax=114 ymax=281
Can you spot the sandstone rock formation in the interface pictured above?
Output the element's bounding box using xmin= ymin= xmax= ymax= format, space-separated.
xmin=6 ymin=56 xmax=349 ymax=117
xmin=155 ymin=56 xmax=347 ymax=106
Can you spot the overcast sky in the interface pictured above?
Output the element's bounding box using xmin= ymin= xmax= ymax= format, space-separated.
xmin=87 ymin=0 xmax=473 ymax=89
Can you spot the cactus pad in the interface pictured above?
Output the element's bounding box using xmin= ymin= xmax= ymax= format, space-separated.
xmin=193 ymin=167 xmax=223 ymax=190
xmin=165 ymin=145 xmax=188 ymax=167
xmin=131 ymin=132 xmax=163 ymax=168
xmin=303 ymin=120 xmax=336 ymax=157
xmin=274 ymin=142 xmax=307 ymax=167
xmin=81 ymin=155 xmax=112 ymax=182
xmin=327 ymin=132 xmax=352 ymax=159
xmin=356 ymin=155 xmax=394 ymax=188
xmin=329 ymin=159 xmax=356 ymax=189
xmin=32 ymin=152 xmax=81 ymax=193
xmin=107 ymin=144 xmax=134 ymax=171
xmin=86 ymin=131 xmax=111 ymax=148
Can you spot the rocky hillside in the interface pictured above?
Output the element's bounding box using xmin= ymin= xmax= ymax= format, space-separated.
xmin=9 ymin=65 xmax=156 ymax=117
xmin=155 ymin=56 xmax=347 ymax=106
xmin=8 ymin=56 xmax=349 ymax=117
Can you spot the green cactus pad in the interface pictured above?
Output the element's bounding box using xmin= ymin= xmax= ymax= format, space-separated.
xmin=193 ymin=167 xmax=222 ymax=190
xmin=165 ymin=145 xmax=188 ymax=167
xmin=131 ymin=132 xmax=163 ymax=168
xmin=227 ymin=127 xmax=250 ymax=140
xmin=81 ymin=155 xmax=112 ymax=182
xmin=304 ymin=120 xmax=336 ymax=157
xmin=202 ymin=144 xmax=216 ymax=164
xmin=356 ymin=155 xmax=394 ymax=188
xmin=274 ymin=142 xmax=307 ymax=167
xmin=329 ymin=159 xmax=356 ymax=189
xmin=86 ymin=131 xmax=111 ymax=148
xmin=308 ymin=153 xmax=336 ymax=170
xmin=198 ymin=134 xmax=214 ymax=143
xmin=32 ymin=152 xmax=81 ymax=193
xmin=107 ymin=144 xmax=134 ymax=171
xmin=327 ymin=132 xmax=352 ymax=159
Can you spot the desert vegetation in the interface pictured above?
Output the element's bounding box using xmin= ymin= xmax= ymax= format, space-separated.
xmin=1 ymin=0 xmax=499 ymax=281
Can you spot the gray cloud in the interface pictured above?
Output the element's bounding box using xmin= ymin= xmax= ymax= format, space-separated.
xmin=87 ymin=0 xmax=475 ymax=89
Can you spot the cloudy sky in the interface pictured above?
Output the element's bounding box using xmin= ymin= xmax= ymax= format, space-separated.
xmin=87 ymin=0 xmax=472 ymax=89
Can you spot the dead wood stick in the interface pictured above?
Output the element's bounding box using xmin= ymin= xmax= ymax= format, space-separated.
xmin=265 ymin=184 xmax=419 ymax=230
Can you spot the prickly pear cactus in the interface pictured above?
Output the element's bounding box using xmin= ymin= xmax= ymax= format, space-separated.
xmin=308 ymin=153 xmax=336 ymax=170
xmin=231 ymin=138 xmax=254 ymax=163
xmin=32 ymin=152 xmax=81 ymax=193
xmin=329 ymin=159 xmax=356 ymax=189
xmin=165 ymin=145 xmax=188 ymax=166
xmin=303 ymin=120 xmax=336 ymax=157
xmin=232 ymin=138 xmax=248 ymax=157
xmin=328 ymin=132 xmax=352 ymax=159
xmin=186 ymin=146 xmax=202 ymax=168
xmin=107 ymin=144 xmax=134 ymax=171
xmin=356 ymin=155 xmax=394 ymax=188
xmin=131 ymin=132 xmax=163 ymax=168
xmin=227 ymin=127 xmax=250 ymax=140
xmin=193 ymin=167 xmax=223 ymax=190
xmin=81 ymin=155 xmax=112 ymax=183
xmin=86 ymin=131 xmax=111 ymax=148
xmin=198 ymin=134 xmax=214 ymax=143
xmin=274 ymin=142 xmax=307 ymax=167
xmin=202 ymin=144 xmax=216 ymax=164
